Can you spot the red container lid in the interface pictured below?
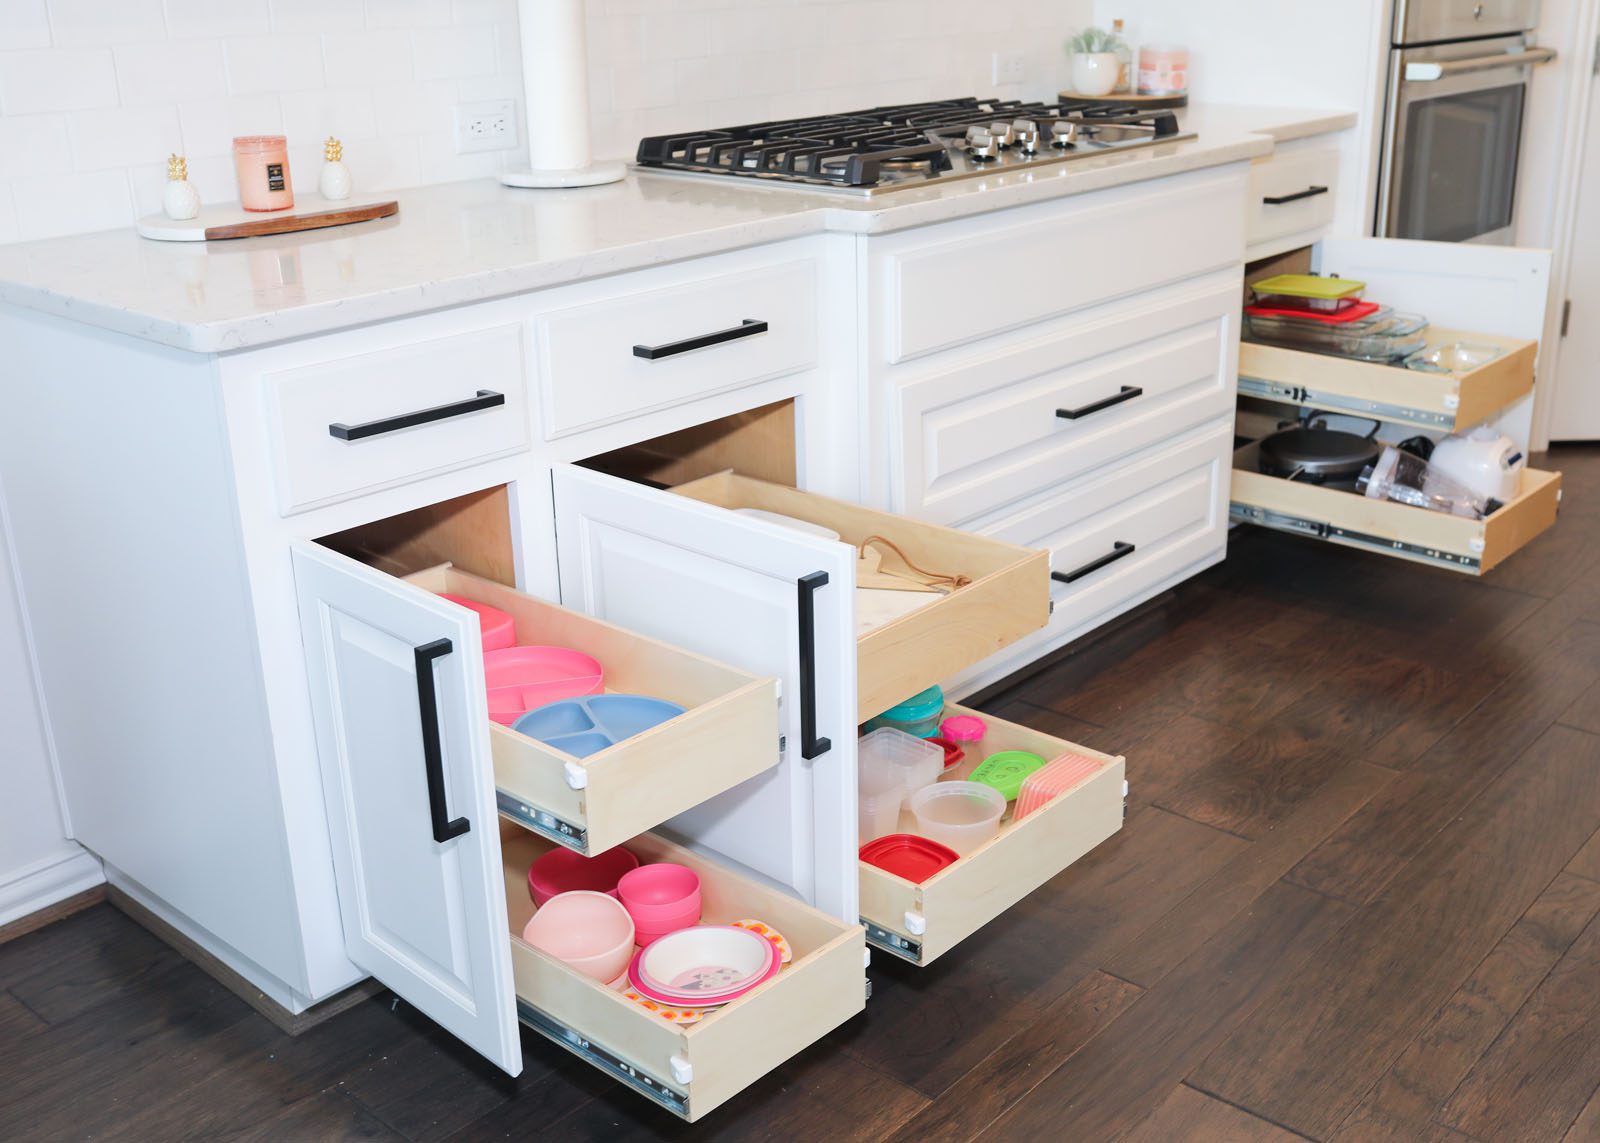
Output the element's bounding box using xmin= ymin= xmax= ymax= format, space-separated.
xmin=860 ymin=834 xmax=960 ymax=884
xmin=927 ymin=736 xmax=965 ymax=770
xmin=1245 ymin=300 xmax=1382 ymax=325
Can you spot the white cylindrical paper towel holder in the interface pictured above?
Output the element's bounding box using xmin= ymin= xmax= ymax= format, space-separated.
xmin=501 ymin=0 xmax=624 ymax=189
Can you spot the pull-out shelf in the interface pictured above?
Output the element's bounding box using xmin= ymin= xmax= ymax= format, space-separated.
xmin=1230 ymin=442 xmax=1561 ymax=575
xmin=858 ymin=704 xmax=1126 ymax=966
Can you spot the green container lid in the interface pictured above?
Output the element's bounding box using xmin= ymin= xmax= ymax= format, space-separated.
xmin=1253 ymin=273 xmax=1366 ymax=301
xmin=970 ymin=751 xmax=1047 ymax=801
xmin=874 ymin=684 xmax=944 ymax=724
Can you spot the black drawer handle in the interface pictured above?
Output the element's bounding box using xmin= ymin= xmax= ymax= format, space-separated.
xmin=1052 ymin=542 xmax=1136 ymax=585
xmin=797 ymin=571 xmax=832 ymax=760
xmin=1056 ymin=386 xmax=1143 ymax=421
xmin=1263 ymin=185 xmax=1329 ymax=205
xmin=329 ymin=390 xmax=504 ymax=441
xmin=415 ymin=638 xmax=470 ymax=844
xmin=633 ymin=319 xmax=768 ymax=360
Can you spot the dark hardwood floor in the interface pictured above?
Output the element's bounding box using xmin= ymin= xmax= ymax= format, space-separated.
xmin=7 ymin=445 xmax=1600 ymax=1142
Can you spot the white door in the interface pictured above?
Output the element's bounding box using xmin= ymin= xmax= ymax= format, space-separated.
xmin=1550 ymin=91 xmax=1600 ymax=439
xmin=292 ymin=541 xmax=520 ymax=1074
xmin=551 ymin=466 xmax=859 ymax=924
xmin=1314 ymin=237 xmax=1552 ymax=445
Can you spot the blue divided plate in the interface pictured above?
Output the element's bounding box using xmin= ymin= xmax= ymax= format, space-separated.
xmin=511 ymin=694 xmax=687 ymax=758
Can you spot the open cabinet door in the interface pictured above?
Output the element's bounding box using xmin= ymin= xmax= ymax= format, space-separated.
xmin=551 ymin=466 xmax=859 ymax=924
xmin=291 ymin=541 xmax=520 ymax=1074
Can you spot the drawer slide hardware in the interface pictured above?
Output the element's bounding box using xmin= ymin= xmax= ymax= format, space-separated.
xmin=1056 ymin=385 xmax=1143 ymax=421
xmin=633 ymin=318 xmax=768 ymax=360
xmin=496 ymin=789 xmax=589 ymax=852
xmin=863 ymin=919 xmax=925 ymax=964
xmin=328 ymin=389 xmax=504 ymax=441
xmin=1237 ymin=375 xmax=1456 ymax=429
xmin=517 ymin=1000 xmax=691 ymax=1118
xmin=1229 ymin=502 xmax=1482 ymax=571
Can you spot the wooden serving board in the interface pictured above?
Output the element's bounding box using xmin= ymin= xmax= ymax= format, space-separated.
xmin=136 ymin=193 xmax=398 ymax=242
xmin=1056 ymin=92 xmax=1188 ymax=109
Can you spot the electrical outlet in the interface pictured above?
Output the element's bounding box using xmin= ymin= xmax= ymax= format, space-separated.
xmin=454 ymin=100 xmax=517 ymax=154
xmin=992 ymin=51 xmax=1027 ymax=86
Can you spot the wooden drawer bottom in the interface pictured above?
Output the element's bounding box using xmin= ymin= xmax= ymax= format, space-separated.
xmin=858 ymin=705 xmax=1125 ymax=966
xmin=501 ymin=823 xmax=865 ymax=1121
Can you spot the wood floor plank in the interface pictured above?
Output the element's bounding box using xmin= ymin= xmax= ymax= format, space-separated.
xmin=1558 ymin=678 xmax=1600 ymax=736
xmin=1562 ymin=1083 xmax=1600 ymax=1142
xmin=1288 ymin=620 xmax=1600 ymax=903
xmin=1192 ymin=724 xmax=1600 ymax=1140
xmin=1103 ymin=762 xmax=1394 ymax=987
xmin=1568 ymin=830 xmax=1600 ymax=884
xmin=883 ymin=971 xmax=1142 ymax=1143
xmin=228 ymin=1091 xmax=405 ymax=1142
xmin=1331 ymin=872 xmax=1600 ymax=1141
xmin=1124 ymin=1084 xmax=1306 ymax=1142
xmin=972 ymin=881 xmax=1352 ymax=1142
xmin=833 ymin=807 xmax=1246 ymax=1097
xmin=1437 ymin=907 xmax=1600 ymax=1141
xmin=0 ymin=991 xmax=46 ymax=1042
xmin=3 ymin=904 xmax=180 ymax=1024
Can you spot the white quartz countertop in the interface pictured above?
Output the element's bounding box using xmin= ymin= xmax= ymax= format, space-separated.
xmin=0 ymin=103 xmax=1356 ymax=353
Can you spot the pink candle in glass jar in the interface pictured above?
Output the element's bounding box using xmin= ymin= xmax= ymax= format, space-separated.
xmin=233 ymin=135 xmax=294 ymax=212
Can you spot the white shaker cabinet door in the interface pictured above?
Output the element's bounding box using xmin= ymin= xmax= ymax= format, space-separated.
xmin=551 ymin=466 xmax=859 ymax=924
xmin=291 ymin=541 xmax=520 ymax=1075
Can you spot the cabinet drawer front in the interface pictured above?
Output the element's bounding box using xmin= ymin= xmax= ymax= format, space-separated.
xmin=1238 ymin=330 xmax=1536 ymax=433
xmin=876 ymin=167 xmax=1246 ymax=362
xmin=400 ymin=565 xmax=780 ymax=856
xmin=539 ymin=260 xmax=818 ymax=438
xmin=502 ymin=825 xmax=866 ymax=1122
xmin=893 ymin=277 xmax=1238 ymax=525
xmin=1247 ymin=143 xmax=1338 ymax=249
xmin=975 ymin=424 xmax=1232 ymax=634
xmin=860 ymin=704 xmax=1125 ymax=965
xmin=266 ymin=324 xmax=530 ymax=514
xmin=1230 ymin=444 xmax=1561 ymax=575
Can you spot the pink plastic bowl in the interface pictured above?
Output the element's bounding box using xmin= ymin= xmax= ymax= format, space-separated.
xmin=617 ymin=863 xmax=701 ymax=938
xmin=438 ymin=593 xmax=517 ymax=652
xmin=483 ymin=645 xmax=604 ymax=726
xmin=527 ymin=846 xmax=639 ymax=907
xmin=521 ymin=890 xmax=635 ymax=983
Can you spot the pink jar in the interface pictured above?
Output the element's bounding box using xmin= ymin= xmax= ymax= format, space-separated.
xmin=1137 ymin=45 xmax=1189 ymax=97
xmin=233 ymin=135 xmax=294 ymax=212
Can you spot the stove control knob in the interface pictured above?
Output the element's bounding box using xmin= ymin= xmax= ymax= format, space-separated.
xmin=1050 ymin=120 xmax=1078 ymax=147
xmin=1012 ymin=119 xmax=1039 ymax=152
xmin=967 ymin=129 xmax=999 ymax=160
xmin=988 ymin=121 xmax=1016 ymax=147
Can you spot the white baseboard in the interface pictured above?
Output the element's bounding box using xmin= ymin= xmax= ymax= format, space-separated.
xmin=0 ymin=845 xmax=104 ymax=928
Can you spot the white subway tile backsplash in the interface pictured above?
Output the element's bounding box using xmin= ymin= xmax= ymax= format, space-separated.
xmin=11 ymin=168 xmax=132 ymax=239
xmin=0 ymin=184 xmax=17 ymax=244
xmin=0 ymin=1 xmax=50 ymax=52
xmin=164 ymin=0 xmax=272 ymax=41
xmin=68 ymin=104 xmax=183 ymax=171
xmin=280 ymin=88 xmax=379 ymax=143
xmin=368 ymin=0 xmax=452 ymax=30
xmin=0 ymin=48 xmax=120 ymax=115
xmin=0 ymin=114 xmax=73 ymax=181
xmin=47 ymin=0 xmax=166 ymax=49
xmin=269 ymin=0 xmax=365 ymax=33
xmin=372 ymin=79 xmax=456 ymax=136
xmin=114 ymin=41 xmax=230 ymax=106
xmin=322 ymin=30 xmax=414 ymax=87
xmin=224 ymin=33 xmax=323 ymax=94
xmin=177 ymin=93 xmax=282 ymax=156
xmin=411 ymin=24 xmax=495 ymax=81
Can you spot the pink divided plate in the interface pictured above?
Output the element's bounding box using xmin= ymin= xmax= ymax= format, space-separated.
xmin=482 ymin=646 xmax=604 ymax=726
xmin=628 ymin=925 xmax=780 ymax=1007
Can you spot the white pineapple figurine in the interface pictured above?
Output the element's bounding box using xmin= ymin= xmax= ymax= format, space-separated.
xmin=162 ymin=154 xmax=201 ymax=221
xmin=319 ymin=136 xmax=352 ymax=201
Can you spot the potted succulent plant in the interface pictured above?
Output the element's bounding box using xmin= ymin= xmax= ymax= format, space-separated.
xmin=1067 ymin=26 xmax=1126 ymax=97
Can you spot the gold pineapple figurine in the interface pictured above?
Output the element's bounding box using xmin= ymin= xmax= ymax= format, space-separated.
xmin=319 ymin=136 xmax=351 ymax=201
xmin=162 ymin=153 xmax=200 ymax=221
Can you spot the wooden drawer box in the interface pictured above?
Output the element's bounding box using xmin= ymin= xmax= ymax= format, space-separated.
xmin=859 ymin=705 xmax=1125 ymax=965
xmin=538 ymin=259 xmax=819 ymax=439
xmin=1238 ymin=331 xmax=1537 ymax=433
xmin=265 ymin=324 xmax=530 ymax=514
xmin=502 ymin=824 xmax=866 ymax=1121
xmin=1230 ymin=442 xmax=1561 ymax=575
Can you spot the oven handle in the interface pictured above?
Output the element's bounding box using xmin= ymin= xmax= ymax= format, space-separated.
xmin=1405 ymin=46 xmax=1555 ymax=81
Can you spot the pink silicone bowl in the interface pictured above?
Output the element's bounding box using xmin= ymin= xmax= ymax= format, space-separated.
xmin=438 ymin=593 xmax=517 ymax=652
xmin=520 ymin=890 xmax=635 ymax=983
xmin=483 ymin=645 xmax=604 ymax=726
xmin=527 ymin=845 xmax=640 ymax=907
xmin=617 ymin=863 xmax=701 ymax=936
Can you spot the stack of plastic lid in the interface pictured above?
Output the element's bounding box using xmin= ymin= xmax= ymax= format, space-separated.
xmin=1014 ymin=754 xmax=1108 ymax=822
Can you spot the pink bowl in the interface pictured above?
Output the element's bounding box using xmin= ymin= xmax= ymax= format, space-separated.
xmin=521 ymin=890 xmax=635 ymax=983
xmin=438 ymin=593 xmax=517 ymax=652
xmin=483 ymin=645 xmax=604 ymax=726
xmin=617 ymin=863 xmax=701 ymax=934
xmin=527 ymin=846 xmax=639 ymax=907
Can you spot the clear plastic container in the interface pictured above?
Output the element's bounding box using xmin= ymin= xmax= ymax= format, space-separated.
xmin=937 ymin=715 xmax=987 ymax=780
xmin=908 ymin=781 xmax=1006 ymax=855
xmin=858 ymin=764 xmax=905 ymax=845
xmin=1402 ymin=341 xmax=1503 ymax=374
xmin=1244 ymin=310 xmax=1429 ymax=362
xmin=863 ymin=684 xmax=944 ymax=738
xmin=1358 ymin=445 xmax=1493 ymax=519
xmin=859 ymin=728 xmax=944 ymax=800
xmin=1250 ymin=274 xmax=1366 ymax=311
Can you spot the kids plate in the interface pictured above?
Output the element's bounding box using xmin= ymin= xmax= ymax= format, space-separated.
xmin=628 ymin=925 xmax=779 ymax=1007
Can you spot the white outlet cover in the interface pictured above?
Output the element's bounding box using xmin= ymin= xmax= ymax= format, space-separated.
xmin=454 ymin=100 xmax=517 ymax=154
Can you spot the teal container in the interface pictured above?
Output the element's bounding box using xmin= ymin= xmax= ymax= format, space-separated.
xmin=863 ymin=684 xmax=945 ymax=738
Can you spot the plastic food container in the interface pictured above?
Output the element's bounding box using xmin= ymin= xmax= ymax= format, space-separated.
xmin=927 ymin=736 xmax=965 ymax=770
xmin=521 ymin=890 xmax=636 ymax=983
xmin=859 ymin=727 xmax=944 ymax=799
xmin=1251 ymin=274 xmax=1366 ymax=311
xmin=859 ymin=763 xmax=906 ymax=846
xmin=863 ymin=684 xmax=945 ymax=738
xmin=969 ymin=750 xmax=1047 ymax=801
xmin=859 ymin=834 xmax=961 ymax=883
xmin=1402 ymin=341 xmax=1503 ymax=374
xmin=908 ymin=781 xmax=1006 ymax=855
xmin=1244 ymin=300 xmax=1382 ymax=325
xmin=527 ymin=845 xmax=639 ymax=906
xmin=1244 ymin=310 xmax=1428 ymax=362
xmin=1014 ymin=754 xmax=1107 ymax=822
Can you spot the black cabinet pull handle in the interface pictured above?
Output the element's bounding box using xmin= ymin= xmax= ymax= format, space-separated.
xmin=1263 ymin=185 xmax=1329 ymax=205
xmin=414 ymin=638 xmax=470 ymax=844
xmin=633 ymin=319 xmax=768 ymax=360
xmin=329 ymin=390 xmax=504 ymax=441
xmin=796 ymin=572 xmax=832 ymax=760
xmin=1056 ymin=386 xmax=1143 ymax=421
xmin=1052 ymin=542 xmax=1137 ymax=585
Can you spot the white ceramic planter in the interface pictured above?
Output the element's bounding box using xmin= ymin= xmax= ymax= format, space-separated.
xmin=1070 ymin=52 xmax=1121 ymax=97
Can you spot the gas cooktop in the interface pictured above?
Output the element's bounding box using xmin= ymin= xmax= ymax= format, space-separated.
xmin=634 ymin=97 xmax=1193 ymax=196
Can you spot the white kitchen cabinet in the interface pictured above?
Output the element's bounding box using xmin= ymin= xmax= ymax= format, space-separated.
xmin=1245 ymin=137 xmax=1341 ymax=261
